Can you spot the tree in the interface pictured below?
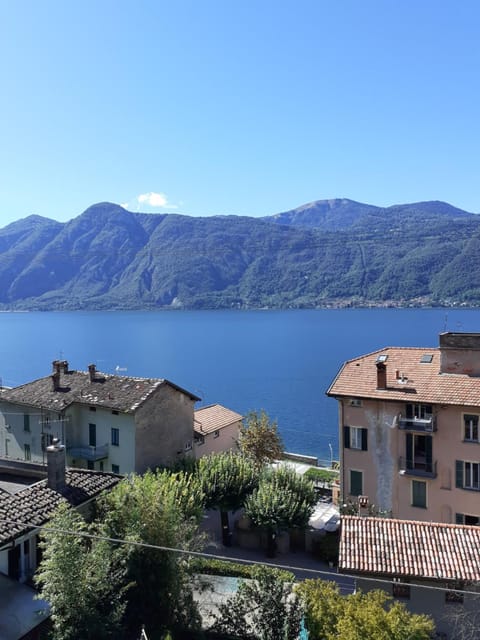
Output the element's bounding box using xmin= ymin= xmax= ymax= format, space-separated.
xmin=99 ymin=469 xmax=205 ymax=639
xmin=245 ymin=465 xmax=316 ymax=557
xmin=35 ymin=503 xmax=129 ymax=640
xmin=296 ymin=580 xmax=435 ymax=640
xmin=197 ymin=451 xmax=258 ymax=546
xmin=238 ymin=409 xmax=284 ymax=468
xmin=212 ymin=565 xmax=303 ymax=640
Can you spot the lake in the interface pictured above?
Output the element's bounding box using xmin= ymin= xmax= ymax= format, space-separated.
xmin=0 ymin=308 xmax=479 ymax=465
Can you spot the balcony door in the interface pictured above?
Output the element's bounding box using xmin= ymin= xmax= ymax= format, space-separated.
xmin=406 ymin=433 xmax=432 ymax=472
xmin=89 ymin=423 xmax=96 ymax=447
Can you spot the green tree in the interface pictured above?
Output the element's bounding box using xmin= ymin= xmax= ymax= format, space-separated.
xmin=245 ymin=465 xmax=316 ymax=557
xmin=100 ymin=469 xmax=205 ymax=639
xmin=212 ymin=565 xmax=303 ymax=640
xmin=35 ymin=503 xmax=129 ymax=640
xmin=296 ymin=580 xmax=435 ymax=640
xmin=238 ymin=409 xmax=284 ymax=468
xmin=197 ymin=451 xmax=258 ymax=546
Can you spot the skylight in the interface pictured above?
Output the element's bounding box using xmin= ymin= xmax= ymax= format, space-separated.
xmin=376 ymin=354 xmax=388 ymax=363
xmin=420 ymin=354 xmax=433 ymax=363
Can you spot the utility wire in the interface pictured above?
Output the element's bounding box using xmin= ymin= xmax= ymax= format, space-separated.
xmin=3 ymin=517 xmax=474 ymax=597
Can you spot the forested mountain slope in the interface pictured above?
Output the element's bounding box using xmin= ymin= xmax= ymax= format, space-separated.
xmin=0 ymin=199 xmax=478 ymax=310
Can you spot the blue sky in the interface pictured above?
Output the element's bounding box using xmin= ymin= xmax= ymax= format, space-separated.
xmin=1 ymin=0 xmax=479 ymax=225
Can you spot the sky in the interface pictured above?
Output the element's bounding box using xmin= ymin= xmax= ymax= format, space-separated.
xmin=0 ymin=0 xmax=479 ymax=225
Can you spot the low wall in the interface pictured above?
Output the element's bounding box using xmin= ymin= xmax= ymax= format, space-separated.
xmin=283 ymin=452 xmax=318 ymax=466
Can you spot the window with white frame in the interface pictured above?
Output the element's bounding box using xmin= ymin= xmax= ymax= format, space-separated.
xmin=344 ymin=426 xmax=368 ymax=451
xmin=456 ymin=460 xmax=480 ymax=490
xmin=464 ymin=414 xmax=479 ymax=442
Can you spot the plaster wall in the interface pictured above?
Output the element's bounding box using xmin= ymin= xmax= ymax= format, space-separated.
xmin=342 ymin=399 xmax=399 ymax=512
xmin=134 ymin=384 xmax=195 ymax=473
xmin=194 ymin=421 xmax=240 ymax=458
xmin=0 ymin=403 xmax=63 ymax=464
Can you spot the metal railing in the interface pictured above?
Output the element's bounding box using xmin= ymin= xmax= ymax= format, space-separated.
xmin=398 ymin=456 xmax=437 ymax=478
xmin=67 ymin=443 xmax=109 ymax=461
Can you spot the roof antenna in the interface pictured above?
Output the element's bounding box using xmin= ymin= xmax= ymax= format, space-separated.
xmin=115 ymin=365 xmax=127 ymax=374
xmin=443 ymin=313 xmax=448 ymax=332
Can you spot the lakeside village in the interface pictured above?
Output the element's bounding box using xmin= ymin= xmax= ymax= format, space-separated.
xmin=1 ymin=333 xmax=480 ymax=638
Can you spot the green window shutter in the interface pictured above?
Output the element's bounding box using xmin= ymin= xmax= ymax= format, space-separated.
xmin=412 ymin=480 xmax=426 ymax=508
xmin=456 ymin=460 xmax=464 ymax=489
xmin=344 ymin=426 xmax=350 ymax=449
xmin=361 ymin=428 xmax=368 ymax=451
xmin=350 ymin=470 xmax=362 ymax=496
xmin=455 ymin=513 xmax=465 ymax=525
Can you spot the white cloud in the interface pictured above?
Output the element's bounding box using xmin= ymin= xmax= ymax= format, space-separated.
xmin=120 ymin=202 xmax=129 ymax=209
xmin=137 ymin=192 xmax=168 ymax=207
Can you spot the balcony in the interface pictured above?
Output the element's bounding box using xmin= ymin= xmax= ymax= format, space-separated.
xmin=67 ymin=443 xmax=109 ymax=461
xmin=398 ymin=415 xmax=436 ymax=432
xmin=398 ymin=457 xmax=437 ymax=478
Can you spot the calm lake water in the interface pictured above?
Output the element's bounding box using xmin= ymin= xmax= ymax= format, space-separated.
xmin=0 ymin=308 xmax=479 ymax=465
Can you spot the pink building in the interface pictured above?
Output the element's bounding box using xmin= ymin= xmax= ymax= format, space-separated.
xmin=193 ymin=404 xmax=243 ymax=458
xmin=327 ymin=332 xmax=480 ymax=524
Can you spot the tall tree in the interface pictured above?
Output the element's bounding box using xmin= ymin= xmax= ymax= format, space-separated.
xmin=197 ymin=451 xmax=258 ymax=546
xmin=212 ymin=565 xmax=303 ymax=640
xmin=296 ymin=580 xmax=435 ymax=640
xmin=35 ymin=503 xmax=129 ymax=640
xmin=100 ymin=469 xmax=205 ymax=639
xmin=245 ymin=465 xmax=316 ymax=556
xmin=238 ymin=409 xmax=284 ymax=468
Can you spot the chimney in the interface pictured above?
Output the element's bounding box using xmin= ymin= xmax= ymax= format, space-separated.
xmin=88 ymin=364 xmax=96 ymax=382
xmin=358 ymin=495 xmax=370 ymax=517
xmin=46 ymin=438 xmax=66 ymax=492
xmin=60 ymin=360 xmax=69 ymax=374
xmin=376 ymin=362 xmax=387 ymax=390
xmin=52 ymin=360 xmax=61 ymax=374
xmin=52 ymin=371 xmax=60 ymax=391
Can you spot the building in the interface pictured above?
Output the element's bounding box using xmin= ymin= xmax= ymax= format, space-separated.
xmin=0 ymin=360 xmax=200 ymax=475
xmin=339 ymin=515 xmax=480 ymax=638
xmin=193 ymin=404 xmax=243 ymax=457
xmin=0 ymin=440 xmax=121 ymax=639
xmin=327 ymin=332 xmax=480 ymax=524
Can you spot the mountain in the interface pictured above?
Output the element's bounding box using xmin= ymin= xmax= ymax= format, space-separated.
xmin=0 ymin=199 xmax=479 ymax=310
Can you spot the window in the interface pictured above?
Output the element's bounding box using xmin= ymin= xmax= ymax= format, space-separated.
xmin=87 ymin=460 xmax=94 ymax=470
xmin=456 ymin=461 xmax=480 ymax=490
xmin=194 ymin=433 xmax=205 ymax=445
xmin=405 ymin=433 xmax=433 ymax=472
xmin=111 ymin=428 xmax=119 ymax=446
xmin=392 ymin=578 xmax=410 ymax=599
xmin=89 ymin=423 xmax=96 ymax=447
xmin=23 ymin=414 xmax=30 ymax=432
xmin=350 ymin=469 xmax=363 ymax=496
xmin=411 ymin=480 xmax=427 ymax=508
xmin=344 ymin=426 xmax=367 ymax=451
xmin=185 ymin=440 xmax=192 ymax=451
xmin=5 ymin=438 xmax=9 ymax=457
xmin=112 ymin=464 xmax=120 ymax=474
xmin=89 ymin=406 xmax=96 ymax=412
xmin=99 ymin=461 xmax=104 ymax=471
xmin=405 ymin=404 xmax=432 ymax=420
xmin=213 ymin=430 xmax=219 ymax=439
xmin=112 ymin=410 xmax=119 ymax=415
xmin=464 ymin=414 xmax=479 ymax=442
xmin=24 ymin=444 xmax=31 ymax=461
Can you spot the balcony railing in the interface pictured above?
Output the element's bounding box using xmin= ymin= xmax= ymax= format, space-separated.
xmin=67 ymin=443 xmax=109 ymax=461
xmin=398 ymin=457 xmax=437 ymax=478
xmin=398 ymin=415 xmax=436 ymax=432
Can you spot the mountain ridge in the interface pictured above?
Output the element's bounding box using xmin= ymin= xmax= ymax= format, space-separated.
xmin=0 ymin=198 xmax=479 ymax=310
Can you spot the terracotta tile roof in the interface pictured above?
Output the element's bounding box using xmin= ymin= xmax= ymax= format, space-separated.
xmin=327 ymin=346 xmax=480 ymax=407
xmin=0 ymin=469 xmax=121 ymax=547
xmin=0 ymin=367 xmax=199 ymax=413
xmin=340 ymin=515 xmax=480 ymax=582
xmin=194 ymin=404 xmax=243 ymax=435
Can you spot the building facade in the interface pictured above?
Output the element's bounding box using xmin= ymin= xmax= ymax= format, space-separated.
xmin=327 ymin=332 xmax=480 ymax=524
xmin=193 ymin=404 xmax=242 ymax=457
xmin=0 ymin=360 xmax=200 ymax=475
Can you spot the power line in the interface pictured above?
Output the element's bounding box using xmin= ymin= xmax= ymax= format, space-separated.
xmin=3 ymin=517 xmax=475 ymax=598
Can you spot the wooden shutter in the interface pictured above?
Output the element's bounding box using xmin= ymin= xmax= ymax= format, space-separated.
xmin=350 ymin=470 xmax=362 ymax=496
xmin=456 ymin=460 xmax=464 ymax=489
xmin=344 ymin=426 xmax=350 ymax=449
xmin=406 ymin=433 xmax=413 ymax=469
xmin=361 ymin=428 xmax=368 ymax=451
